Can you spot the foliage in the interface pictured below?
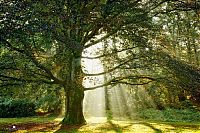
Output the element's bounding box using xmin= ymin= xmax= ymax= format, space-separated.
xmin=143 ymin=7 xmax=200 ymax=109
xmin=0 ymin=83 xmax=63 ymax=114
xmin=0 ymin=98 xmax=36 ymax=118
xmin=35 ymin=89 xmax=63 ymax=113
xmin=138 ymin=108 xmax=200 ymax=122
xmin=147 ymin=52 xmax=200 ymax=109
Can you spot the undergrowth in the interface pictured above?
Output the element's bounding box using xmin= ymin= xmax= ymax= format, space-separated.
xmin=138 ymin=108 xmax=200 ymax=122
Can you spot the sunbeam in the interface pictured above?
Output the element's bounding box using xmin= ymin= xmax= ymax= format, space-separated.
xmin=82 ymin=43 xmax=107 ymax=123
xmin=81 ymin=42 xmax=156 ymax=123
xmin=108 ymin=85 xmax=134 ymax=120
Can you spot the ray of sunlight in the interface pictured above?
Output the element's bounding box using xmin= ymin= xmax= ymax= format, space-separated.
xmin=82 ymin=43 xmax=107 ymax=123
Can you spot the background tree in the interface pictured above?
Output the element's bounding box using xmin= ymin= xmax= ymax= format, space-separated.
xmin=97 ymin=0 xmax=200 ymax=111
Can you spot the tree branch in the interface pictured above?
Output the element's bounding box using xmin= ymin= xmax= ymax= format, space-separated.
xmin=1 ymin=39 xmax=64 ymax=85
xmin=0 ymin=83 xmax=23 ymax=88
xmin=1 ymin=39 xmax=25 ymax=53
xmin=84 ymin=57 xmax=137 ymax=76
xmin=84 ymin=75 xmax=156 ymax=91
xmin=82 ymin=46 xmax=137 ymax=59
xmin=0 ymin=74 xmax=55 ymax=85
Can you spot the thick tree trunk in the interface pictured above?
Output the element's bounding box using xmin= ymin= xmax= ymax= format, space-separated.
xmin=62 ymin=84 xmax=86 ymax=125
xmin=61 ymin=55 xmax=86 ymax=125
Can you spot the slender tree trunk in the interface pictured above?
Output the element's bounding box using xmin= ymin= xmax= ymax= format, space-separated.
xmin=192 ymin=38 xmax=199 ymax=66
xmin=186 ymin=12 xmax=193 ymax=63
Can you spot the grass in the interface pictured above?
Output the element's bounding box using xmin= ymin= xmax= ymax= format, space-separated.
xmin=0 ymin=115 xmax=58 ymax=124
xmin=59 ymin=120 xmax=200 ymax=133
xmin=1 ymin=108 xmax=200 ymax=132
xmin=0 ymin=115 xmax=63 ymax=132
xmin=0 ymin=116 xmax=200 ymax=132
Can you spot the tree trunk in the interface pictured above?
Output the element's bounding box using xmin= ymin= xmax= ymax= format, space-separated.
xmin=62 ymin=84 xmax=86 ymax=125
xmin=61 ymin=54 xmax=86 ymax=125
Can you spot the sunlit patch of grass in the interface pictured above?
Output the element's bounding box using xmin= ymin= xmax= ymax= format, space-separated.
xmin=1 ymin=116 xmax=200 ymax=132
xmin=75 ymin=120 xmax=200 ymax=133
xmin=136 ymin=108 xmax=200 ymax=132
xmin=14 ymin=130 xmax=28 ymax=133
xmin=86 ymin=117 xmax=107 ymax=124
xmin=74 ymin=121 xmax=161 ymax=133
xmin=0 ymin=116 xmax=58 ymax=124
xmin=54 ymin=117 xmax=64 ymax=122
xmin=136 ymin=120 xmax=200 ymax=133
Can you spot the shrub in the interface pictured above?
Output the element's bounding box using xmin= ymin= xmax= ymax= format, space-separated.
xmin=35 ymin=92 xmax=62 ymax=114
xmin=0 ymin=98 xmax=36 ymax=118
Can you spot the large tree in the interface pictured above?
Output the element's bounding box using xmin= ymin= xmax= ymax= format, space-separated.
xmin=1 ymin=0 xmax=198 ymax=124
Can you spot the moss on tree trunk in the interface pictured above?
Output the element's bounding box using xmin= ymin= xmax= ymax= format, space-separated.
xmin=62 ymin=55 xmax=86 ymax=125
xmin=62 ymin=85 xmax=86 ymax=125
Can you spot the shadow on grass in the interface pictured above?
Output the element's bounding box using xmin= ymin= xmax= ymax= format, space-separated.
xmin=166 ymin=122 xmax=200 ymax=130
xmin=2 ymin=116 xmax=200 ymax=132
xmin=140 ymin=122 xmax=163 ymax=133
xmin=54 ymin=124 xmax=84 ymax=133
xmin=93 ymin=121 xmax=123 ymax=133
xmin=108 ymin=120 xmax=123 ymax=133
xmin=94 ymin=120 xmax=163 ymax=133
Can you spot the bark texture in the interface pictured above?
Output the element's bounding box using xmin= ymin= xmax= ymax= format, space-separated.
xmin=62 ymin=54 xmax=86 ymax=125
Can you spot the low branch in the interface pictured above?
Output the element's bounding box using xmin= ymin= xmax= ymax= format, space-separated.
xmin=1 ymin=39 xmax=64 ymax=85
xmin=116 ymin=80 xmax=154 ymax=86
xmin=84 ymin=57 xmax=136 ymax=76
xmin=0 ymin=74 xmax=55 ymax=85
xmin=81 ymin=46 xmax=137 ymax=59
xmin=84 ymin=75 xmax=156 ymax=91
xmin=29 ymin=55 xmax=64 ymax=84
xmin=1 ymin=39 xmax=25 ymax=53
xmin=0 ymin=66 xmax=19 ymax=70
xmin=84 ymin=81 xmax=116 ymax=91
xmin=0 ymin=83 xmax=23 ymax=88
xmin=0 ymin=74 xmax=25 ymax=82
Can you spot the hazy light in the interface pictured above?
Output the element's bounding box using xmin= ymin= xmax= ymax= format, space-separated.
xmin=82 ymin=41 xmax=106 ymax=123
xmin=108 ymin=85 xmax=134 ymax=120
xmin=81 ymin=35 xmax=155 ymax=123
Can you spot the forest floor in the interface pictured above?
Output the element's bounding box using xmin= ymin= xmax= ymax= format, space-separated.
xmin=0 ymin=116 xmax=200 ymax=133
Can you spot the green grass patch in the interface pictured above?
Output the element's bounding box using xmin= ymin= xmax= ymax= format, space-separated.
xmin=0 ymin=116 xmax=58 ymax=124
xmin=138 ymin=108 xmax=200 ymax=123
xmin=0 ymin=116 xmax=200 ymax=132
xmin=1 ymin=111 xmax=200 ymax=133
